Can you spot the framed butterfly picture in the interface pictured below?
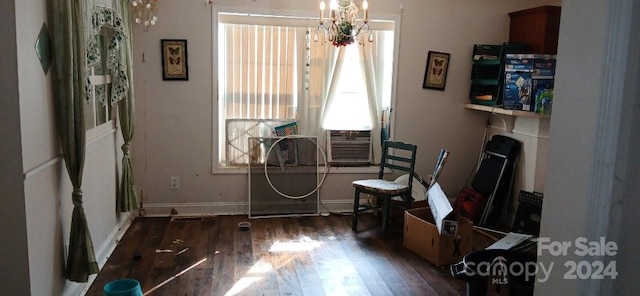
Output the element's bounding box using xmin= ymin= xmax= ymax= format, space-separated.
xmin=161 ymin=39 xmax=189 ymax=80
xmin=422 ymin=51 xmax=450 ymax=90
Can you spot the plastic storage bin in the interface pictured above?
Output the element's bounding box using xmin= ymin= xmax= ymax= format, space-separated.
xmin=103 ymin=279 xmax=143 ymax=296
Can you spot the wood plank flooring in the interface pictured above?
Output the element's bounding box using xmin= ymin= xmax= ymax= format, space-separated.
xmin=86 ymin=214 xmax=466 ymax=296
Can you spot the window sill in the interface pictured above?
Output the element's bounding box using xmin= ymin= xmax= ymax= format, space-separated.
xmin=87 ymin=120 xmax=117 ymax=145
xmin=212 ymin=164 xmax=381 ymax=175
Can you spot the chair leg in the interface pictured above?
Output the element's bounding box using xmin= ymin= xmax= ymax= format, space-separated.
xmin=382 ymin=196 xmax=391 ymax=238
xmin=352 ymin=189 xmax=360 ymax=232
xmin=376 ymin=196 xmax=383 ymax=225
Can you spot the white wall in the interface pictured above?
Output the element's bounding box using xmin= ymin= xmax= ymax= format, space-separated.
xmin=614 ymin=62 xmax=640 ymax=294
xmin=536 ymin=0 xmax=607 ymax=291
xmin=6 ymin=0 xmax=133 ymax=294
xmin=0 ymin=0 xmax=31 ymax=295
xmin=613 ymin=2 xmax=640 ymax=294
xmin=131 ymin=0 xmax=561 ymax=215
xmin=537 ymin=0 xmax=640 ymax=295
xmin=9 ymin=0 xmax=640 ymax=295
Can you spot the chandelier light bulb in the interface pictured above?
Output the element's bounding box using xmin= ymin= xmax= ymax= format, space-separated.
xmin=132 ymin=0 xmax=159 ymax=30
xmin=317 ymin=0 xmax=371 ymax=46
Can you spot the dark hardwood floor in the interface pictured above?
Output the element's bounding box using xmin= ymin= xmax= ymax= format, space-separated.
xmin=86 ymin=213 xmax=466 ymax=296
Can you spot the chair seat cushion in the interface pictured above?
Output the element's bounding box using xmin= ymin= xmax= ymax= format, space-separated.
xmin=352 ymin=179 xmax=410 ymax=195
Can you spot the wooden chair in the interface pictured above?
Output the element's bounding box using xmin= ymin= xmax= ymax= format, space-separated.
xmin=352 ymin=140 xmax=418 ymax=237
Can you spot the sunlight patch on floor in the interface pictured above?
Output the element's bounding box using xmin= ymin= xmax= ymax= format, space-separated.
xmin=269 ymin=236 xmax=324 ymax=252
xmin=225 ymin=236 xmax=325 ymax=295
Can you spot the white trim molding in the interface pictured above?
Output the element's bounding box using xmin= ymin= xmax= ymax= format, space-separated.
xmin=580 ymin=0 xmax=635 ymax=295
xmin=140 ymin=199 xmax=355 ymax=217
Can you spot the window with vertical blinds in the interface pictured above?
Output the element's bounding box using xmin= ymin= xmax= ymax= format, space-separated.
xmin=218 ymin=14 xmax=312 ymax=166
xmin=216 ymin=12 xmax=397 ymax=168
xmin=219 ymin=23 xmax=300 ymax=120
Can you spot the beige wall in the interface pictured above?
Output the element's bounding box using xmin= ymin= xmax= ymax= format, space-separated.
xmin=0 ymin=1 xmax=30 ymax=295
xmin=19 ymin=1 xmax=640 ymax=295
xmin=131 ymin=0 xmax=561 ymax=215
xmin=538 ymin=0 xmax=640 ymax=295
xmin=7 ymin=0 xmax=132 ymax=295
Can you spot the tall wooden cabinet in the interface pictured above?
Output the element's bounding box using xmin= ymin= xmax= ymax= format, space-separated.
xmin=509 ymin=6 xmax=561 ymax=54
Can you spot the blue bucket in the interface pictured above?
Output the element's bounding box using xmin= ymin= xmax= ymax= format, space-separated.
xmin=103 ymin=279 xmax=143 ymax=296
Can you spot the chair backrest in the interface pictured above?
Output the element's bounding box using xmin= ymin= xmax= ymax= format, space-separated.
xmin=378 ymin=141 xmax=418 ymax=191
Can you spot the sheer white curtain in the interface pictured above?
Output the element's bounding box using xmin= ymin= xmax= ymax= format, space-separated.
xmin=358 ymin=31 xmax=388 ymax=164
xmin=298 ymin=39 xmax=343 ymax=145
xmin=303 ymin=31 xmax=390 ymax=164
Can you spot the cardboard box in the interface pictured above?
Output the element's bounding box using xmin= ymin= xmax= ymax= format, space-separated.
xmin=404 ymin=208 xmax=473 ymax=266
xmin=505 ymin=54 xmax=555 ymax=75
xmin=426 ymin=183 xmax=458 ymax=235
xmin=503 ymin=71 xmax=531 ymax=110
xmin=532 ymin=79 xmax=554 ymax=113
xmin=532 ymin=54 xmax=557 ymax=78
xmin=504 ymin=54 xmax=535 ymax=72
xmin=504 ymin=54 xmax=533 ymax=111
xmin=504 ymin=54 xmax=556 ymax=111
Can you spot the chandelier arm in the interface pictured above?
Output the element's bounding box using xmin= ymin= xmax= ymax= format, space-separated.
xmin=315 ymin=0 xmax=373 ymax=47
xmin=352 ymin=22 xmax=371 ymax=37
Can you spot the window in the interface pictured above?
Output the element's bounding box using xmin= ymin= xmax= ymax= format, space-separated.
xmin=216 ymin=11 xmax=396 ymax=168
xmin=321 ymin=38 xmax=394 ymax=130
xmin=86 ymin=33 xmax=115 ymax=135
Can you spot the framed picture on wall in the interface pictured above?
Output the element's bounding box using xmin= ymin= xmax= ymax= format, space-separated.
xmin=422 ymin=51 xmax=450 ymax=90
xmin=161 ymin=39 xmax=189 ymax=80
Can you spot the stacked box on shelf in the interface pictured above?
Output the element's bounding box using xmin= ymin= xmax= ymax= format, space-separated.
xmin=532 ymin=56 xmax=556 ymax=114
xmin=503 ymin=54 xmax=556 ymax=111
xmin=469 ymin=43 xmax=530 ymax=106
xmin=469 ymin=44 xmax=502 ymax=106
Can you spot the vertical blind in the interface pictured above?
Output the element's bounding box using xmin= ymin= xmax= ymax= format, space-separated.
xmin=219 ymin=23 xmax=302 ymax=120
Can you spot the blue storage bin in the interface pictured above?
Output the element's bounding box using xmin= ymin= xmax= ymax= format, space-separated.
xmin=103 ymin=278 xmax=143 ymax=296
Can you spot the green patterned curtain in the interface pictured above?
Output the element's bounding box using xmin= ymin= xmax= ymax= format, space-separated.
xmin=84 ymin=3 xmax=137 ymax=211
xmin=52 ymin=0 xmax=98 ymax=283
xmin=117 ymin=5 xmax=138 ymax=212
xmin=53 ymin=0 xmax=134 ymax=282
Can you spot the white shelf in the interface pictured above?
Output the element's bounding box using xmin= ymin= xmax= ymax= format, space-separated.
xmin=464 ymin=103 xmax=550 ymax=118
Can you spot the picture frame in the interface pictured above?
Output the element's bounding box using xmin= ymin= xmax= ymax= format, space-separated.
xmin=422 ymin=51 xmax=451 ymax=90
xmin=161 ymin=39 xmax=189 ymax=80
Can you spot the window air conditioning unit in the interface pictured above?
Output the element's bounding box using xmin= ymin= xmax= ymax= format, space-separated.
xmin=326 ymin=130 xmax=372 ymax=166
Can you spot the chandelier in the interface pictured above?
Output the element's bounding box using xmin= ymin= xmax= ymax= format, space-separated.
xmin=316 ymin=0 xmax=372 ymax=47
xmin=131 ymin=0 xmax=159 ymax=31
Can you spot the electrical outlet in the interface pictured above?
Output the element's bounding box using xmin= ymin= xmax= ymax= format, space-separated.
xmin=170 ymin=176 xmax=179 ymax=190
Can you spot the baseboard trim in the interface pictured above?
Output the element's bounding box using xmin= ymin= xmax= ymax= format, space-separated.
xmin=140 ymin=199 xmax=355 ymax=217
